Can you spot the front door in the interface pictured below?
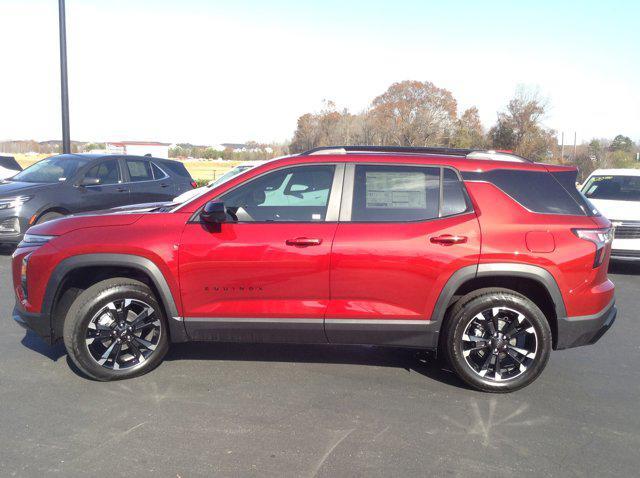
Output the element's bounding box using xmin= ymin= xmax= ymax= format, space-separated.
xmin=178 ymin=163 xmax=344 ymax=343
xmin=326 ymin=163 xmax=481 ymax=348
xmin=75 ymin=158 xmax=130 ymax=212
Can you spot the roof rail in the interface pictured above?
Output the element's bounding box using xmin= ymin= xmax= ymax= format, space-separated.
xmin=301 ymin=145 xmax=474 ymax=157
xmin=300 ymin=145 xmax=533 ymax=163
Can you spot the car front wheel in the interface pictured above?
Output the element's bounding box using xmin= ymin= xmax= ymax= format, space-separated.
xmin=63 ymin=278 xmax=169 ymax=381
xmin=443 ymin=288 xmax=552 ymax=393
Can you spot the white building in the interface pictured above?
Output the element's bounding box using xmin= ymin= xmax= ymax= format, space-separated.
xmin=105 ymin=141 xmax=171 ymax=158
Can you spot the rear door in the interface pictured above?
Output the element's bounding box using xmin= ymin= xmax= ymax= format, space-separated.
xmin=124 ymin=158 xmax=174 ymax=203
xmin=326 ymin=163 xmax=481 ymax=348
xmin=159 ymin=160 xmax=194 ymax=195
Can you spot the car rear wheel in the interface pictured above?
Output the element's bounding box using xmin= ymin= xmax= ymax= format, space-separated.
xmin=443 ymin=288 xmax=552 ymax=393
xmin=63 ymin=278 xmax=169 ymax=381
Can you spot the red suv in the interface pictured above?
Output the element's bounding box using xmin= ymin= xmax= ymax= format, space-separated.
xmin=11 ymin=146 xmax=616 ymax=392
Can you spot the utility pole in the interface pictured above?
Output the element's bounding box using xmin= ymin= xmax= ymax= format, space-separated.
xmin=573 ymin=132 xmax=577 ymax=160
xmin=58 ymin=0 xmax=71 ymax=154
xmin=560 ymin=132 xmax=564 ymax=162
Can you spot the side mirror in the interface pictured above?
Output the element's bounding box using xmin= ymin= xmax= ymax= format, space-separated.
xmin=201 ymin=201 xmax=227 ymax=224
xmin=80 ymin=177 xmax=101 ymax=186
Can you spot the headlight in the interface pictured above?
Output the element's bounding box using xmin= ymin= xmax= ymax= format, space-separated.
xmin=21 ymin=253 xmax=31 ymax=298
xmin=19 ymin=234 xmax=56 ymax=247
xmin=0 ymin=195 xmax=33 ymax=210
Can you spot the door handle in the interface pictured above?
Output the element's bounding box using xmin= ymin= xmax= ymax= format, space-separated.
xmin=430 ymin=234 xmax=467 ymax=246
xmin=160 ymin=183 xmax=169 ymax=188
xmin=286 ymin=237 xmax=323 ymax=247
xmin=116 ymin=187 xmax=127 ymax=193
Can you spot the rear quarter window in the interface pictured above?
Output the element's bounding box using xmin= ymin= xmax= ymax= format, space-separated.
xmin=441 ymin=168 xmax=472 ymax=216
xmin=462 ymin=169 xmax=587 ymax=216
xmin=151 ymin=162 xmax=168 ymax=180
xmin=160 ymin=160 xmax=192 ymax=179
xmin=552 ymin=171 xmax=599 ymax=215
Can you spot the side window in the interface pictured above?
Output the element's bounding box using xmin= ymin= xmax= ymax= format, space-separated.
xmin=352 ymin=165 xmax=440 ymax=221
xmin=219 ymin=165 xmax=336 ymax=222
xmin=85 ymin=160 xmax=121 ymax=185
xmin=463 ymin=169 xmax=585 ymax=215
xmin=126 ymin=160 xmax=153 ymax=182
xmin=441 ymin=168 xmax=470 ymax=216
xmin=151 ymin=163 xmax=168 ymax=180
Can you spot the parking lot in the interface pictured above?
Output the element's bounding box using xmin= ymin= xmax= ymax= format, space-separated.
xmin=0 ymin=250 xmax=638 ymax=477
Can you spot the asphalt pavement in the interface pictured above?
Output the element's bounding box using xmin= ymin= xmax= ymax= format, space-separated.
xmin=0 ymin=249 xmax=638 ymax=477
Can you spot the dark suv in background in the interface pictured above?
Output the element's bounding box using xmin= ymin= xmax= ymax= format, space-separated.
xmin=0 ymin=154 xmax=195 ymax=245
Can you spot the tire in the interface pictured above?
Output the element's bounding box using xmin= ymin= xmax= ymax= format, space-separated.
xmin=63 ymin=278 xmax=169 ymax=381
xmin=36 ymin=211 xmax=65 ymax=224
xmin=442 ymin=288 xmax=552 ymax=393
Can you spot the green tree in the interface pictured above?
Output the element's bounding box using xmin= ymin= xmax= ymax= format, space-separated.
xmin=588 ymin=139 xmax=602 ymax=157
xmin=84 ymin=142 xmax=105 ymax=152
xmin=450 ymin=107 xmax=485 ymax=148
xmin=202 ymin=147 xmax=223 ymax=159
xmin=609 ymin=134 xmax=633 ymax=152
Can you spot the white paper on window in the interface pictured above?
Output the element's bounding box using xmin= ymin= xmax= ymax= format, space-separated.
xmin=365 ymin=171 xmax=427 ymax=209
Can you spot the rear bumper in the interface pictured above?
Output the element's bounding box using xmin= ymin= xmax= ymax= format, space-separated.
xmin=12 ymin=303 xmax=52 ymax=343
xmin=556 ymin=301 xmax=617 ymax=350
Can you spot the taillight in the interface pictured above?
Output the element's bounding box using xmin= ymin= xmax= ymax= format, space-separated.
xmin=572 ymin=228 xmax=613 ymax=268
xmin=190 ymin=181 xmax=197 ymax=189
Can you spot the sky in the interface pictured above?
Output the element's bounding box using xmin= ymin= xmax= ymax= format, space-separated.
xmin=0 ymin=0 xmax=638 ymax=146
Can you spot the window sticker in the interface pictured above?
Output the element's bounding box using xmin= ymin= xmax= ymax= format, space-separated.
xmin=365 ymin=171 xmax=427 ymax=209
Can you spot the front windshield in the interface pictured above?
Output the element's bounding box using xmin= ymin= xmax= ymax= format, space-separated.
xmin=582 ymin=175 xmax=640 ymax=201
xmin=211 ymin=165 xmax=255 ymax=187
xmin=12 ymin=156 xmax=90 ymax=183
xmin=171 ymin=164 xmax=258 ymax=206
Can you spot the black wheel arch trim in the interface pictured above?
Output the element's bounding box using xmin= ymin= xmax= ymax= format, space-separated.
xmin=33 ymin=204 xmax=72 ymax=222
xmin=475 ymin=263 xmax=567 ymax=319
xmin=43 ymin=253 xmax=188 ymax=343
xmin=39 ymin=258 xmax=568 ymax=348
xmin=432 ymin=262 xmax=567 ymax=324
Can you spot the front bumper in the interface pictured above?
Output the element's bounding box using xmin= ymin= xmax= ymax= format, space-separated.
xmin=0 ymin=210 xmax=27 ymax=244
xmin=610 ymin=236 xmax=640 ymax=261
xmin=556 ymin=301 xmax=617 ymax=350
xmin=610 ymin=249 xmax=640 ymax=261
xmin=12 ymin=303 xmax=52 ymax=343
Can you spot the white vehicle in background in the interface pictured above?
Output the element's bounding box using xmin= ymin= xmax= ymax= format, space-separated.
xmin=172 ymin=160 xmax=265 ymax=204
xmin=0 ymin=156 xmax=22 ymax=180
xmin=581 ymin=168 xmax=640 ymax=261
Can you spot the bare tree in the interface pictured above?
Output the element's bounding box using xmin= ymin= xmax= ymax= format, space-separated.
xmin=489 ymin=86 xmax=556 ymax=160
xmin=368 ymin=81 xmax=458 ymax=147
